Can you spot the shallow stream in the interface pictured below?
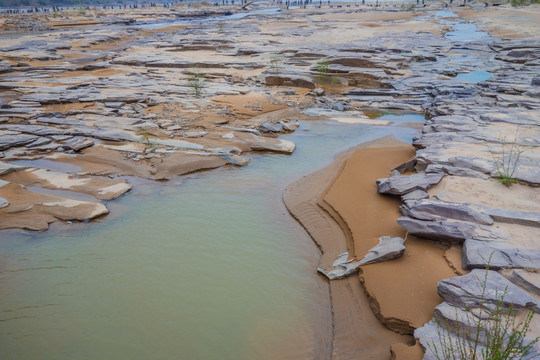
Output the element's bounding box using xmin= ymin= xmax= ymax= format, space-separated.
xmin=0 ymin=115 xmax=422 ymax=359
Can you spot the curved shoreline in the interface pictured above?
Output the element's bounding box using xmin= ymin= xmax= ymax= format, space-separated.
xmin=284 ymin=136 xmax=414 ymax=359
xmin=284 ymin=136 xmax=460 ymax=359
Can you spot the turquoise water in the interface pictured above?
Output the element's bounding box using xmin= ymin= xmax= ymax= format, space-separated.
xmin=0 ymin=117 xmax=422 ymax=360
xmin=454 ymin=70 xmax=493 ymax=83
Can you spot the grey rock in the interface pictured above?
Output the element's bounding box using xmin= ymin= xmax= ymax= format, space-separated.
xmin=0 ymin=196 xmax=9 ymax=208
xmin=463 ymin=239 xmax=540 ymax=270
xmin=509 ymin=156 xmax=540 ymax=186
xmin=401 ymin=189 xmax=429 ymax=201
xmin=104 ymin=102 xmax=125 ymax=109
xmin=0 ymin=134 xmax=39 ymax=150
xmin=393 ymin=159 xmax=417 ymax=174
xmin=478 ymin=206 xmax=540 ymax=227
xmin=449 ymin=156 xmax=496 ymax=174
xmin=376 ymin=173 xmax=444 ymax=195
xmin=532 ymin=77 xmax=540 ymax=86
xmin=36 ymin=116 xmax=84 ymax=126
xmin=429 ymin=115 xmax=476 ymax=126
xmin=358 ymin=236 xmax=405 ymax=265
xmin=183 ymin=131 xmax=208 ymax=138
xmin=27 ymin=137 xmax=52 ymax=148
xmin=438 ymin=269 xmax=540 ymax=312
xmin=397 ymin=216 xmax=481 ymax=243
xmin=311 ymin=88 xmax=325 ymax=96
xmin=64 ymin=138 xmax=94 ymax=152
xmin=220 ymin=126 xmax=261 ymax=136
xmin=317 ymin=252 xmax=362 ymax=280
xmin=87 ymin=128 xmax=136 ymax=142
xmin=425 ymin=164 xmax=489 ymax=179
xmin=218 ymin=154 xmax=249 ymax=167
xmin=0 ymin=160 xmax=25 ymax=175
xmin=279 ymin=120 xmax=299 ymax=132
xmin=504 ymin=269 xmax=540 ymax=297
xmin=259 ymin=122 xmax=284 ymax=133
xmin=407 ymin=199 xmax=494 ymax=225
xmin=0 ymin=124 xmax=69 ymax=137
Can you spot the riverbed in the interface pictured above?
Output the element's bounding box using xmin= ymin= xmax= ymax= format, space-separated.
xmin=0 ymin=116 xmax=421 ymax=360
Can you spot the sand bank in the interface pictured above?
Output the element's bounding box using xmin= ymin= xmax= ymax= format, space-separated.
xmin=285 ymin=136 xmax=463 ymax=359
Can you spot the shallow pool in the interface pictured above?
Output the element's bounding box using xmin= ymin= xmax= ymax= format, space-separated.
xmin=0 ymin=117 xmax=421 ymax=360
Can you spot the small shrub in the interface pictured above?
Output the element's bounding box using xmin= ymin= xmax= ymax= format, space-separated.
xmin=187 ymin=69 xmax=206 ymax=97
xmin=316 ymin=57 xmax=330 ymax=85
xmin=490 ymin=130 xmax=526 ymax=187
xmin=429 ymin=264 xmax=540 ymax=360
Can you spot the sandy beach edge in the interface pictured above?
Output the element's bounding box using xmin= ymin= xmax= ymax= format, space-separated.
xmin=283 ymin=134 xmax=464 ymax=359
xmin=283 ymin=136 xmax=416 ymax=359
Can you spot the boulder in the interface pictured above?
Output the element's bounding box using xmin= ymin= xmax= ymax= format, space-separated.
xmin=258 ymin=122 xmax=284 ymax=133
xmin=504 ymin=269 xmax=540 ymax=297
xmin=463 ymin=239 xmax=540 ymax=270
xmin=438 ymin=269 xmax=540 ymax=312
xmin=0 ymin=134 xmax=39 ymax=150
xmin=477 ymin=206 xmax=540 ymax=227
xmin=414 ymin=303 xmax=488 ymax=360
xmin=407 ymin=199 xmax=494 ymax=225
xmin=0 ymin=160 xmax=25 ymax=175
xmin=317 ymin=252 xmax=362 ymax=280
xmin=397 ymin=216 xmax=482 ymax=243
xmin=376 ymin=173 xmax=444 ymax=196
xmin=183 ymin=131 xmax=208 ymax=138
xmin=358 ymin=236 xmax=405 ymax=265
xmin=64 ymin=138 xmax=94 ymax=152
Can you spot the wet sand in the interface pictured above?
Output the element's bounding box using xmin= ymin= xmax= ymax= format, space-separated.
xmin=284 ymin=136 xmax=461 ymax=358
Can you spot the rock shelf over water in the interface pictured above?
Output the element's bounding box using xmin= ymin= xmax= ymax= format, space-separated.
xmin=1 ymin=2 xmax=540 ymax=359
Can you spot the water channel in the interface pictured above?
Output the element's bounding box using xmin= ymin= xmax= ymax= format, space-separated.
xmin=0 ymin=115 xmax=422 ymax=360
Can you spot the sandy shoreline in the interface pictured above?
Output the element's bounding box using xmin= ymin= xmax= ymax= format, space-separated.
xmin=284 ymin=136 xmax=466 ymax=359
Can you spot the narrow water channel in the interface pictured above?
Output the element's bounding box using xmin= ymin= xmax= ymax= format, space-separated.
xmin=0 ymin=116 xmax=421 ymax=360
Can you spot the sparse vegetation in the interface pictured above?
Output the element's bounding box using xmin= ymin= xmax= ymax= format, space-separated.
xmin=429 ymin=265 xmax=539 ymax=360
xmin=490 ymin=130 xmax=526 ymax=187
xmin=138 ymin=130 xmax=152 ymax=146
xmin=316 ymin=57 xmax=330 ymax=85
xmin=510 ymin=0 xmax=540 ymax=6
xmin=269 ymin=53 xmax=283 ymax=86
xmin=187 ymin=69 xmax=206 ymax=97
xmin=402 ymin=3 xmax=416 ymax=11
xmin=77 ymin=0 xmax=85 ymax=15
xmin=217 ymin=22 xmax=224 ymax=34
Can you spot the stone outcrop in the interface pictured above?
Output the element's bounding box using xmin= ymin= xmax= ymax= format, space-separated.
xmin=358 ymin=236 xmax=405 ymax=265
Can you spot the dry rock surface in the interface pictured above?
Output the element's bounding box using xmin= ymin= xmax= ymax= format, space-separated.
xmin=1 ymin=1 xmax=540 ymax=359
